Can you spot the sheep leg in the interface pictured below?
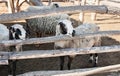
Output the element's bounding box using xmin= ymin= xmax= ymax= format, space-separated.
xmin=60 ymin=56 xmax=65 ymax=70
xmin=8 ymin=60 xmax=12 ymax=75
xmin=9 ymin=46 xmax=15 ymax=51
xmin=89 ymin=54 xmax=94 ymax=63
xmin=67 ymin=56 xmax=74 ymax=70
xmin=93 ymin=53 xmax=98 ymax=67
xmin=12 ymin=60 xmax=17 ymax=76
xmin=35 ymin=32 xmax=42 ymax=47
xmin=8 ymin=60 xmax=17 ymax=76
xmin=16 ymin=45 xmax=22 ymax=51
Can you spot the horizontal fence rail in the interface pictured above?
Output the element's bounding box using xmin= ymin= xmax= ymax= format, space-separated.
xmin=0 ymin=3 xmax=120 ymax=23
xmin=0 ymin=59 xmax=8 ymax=65
xmin=0 ymin=1 xmax=120 ymax=76
xmin=17 ymin=64 xmax=120 ymax=76
xmin=0 ymin=5 xmax=107 ymax=23
xmin=0 ymin=30 xmax=120 ymax=47
xmin=9 ymin=45 xmax=120 ymax=60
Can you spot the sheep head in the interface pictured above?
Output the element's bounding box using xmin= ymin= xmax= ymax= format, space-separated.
xmin=9 ymin=24 xmax=26 ymax=40
xmin=56 ymin=19 xmax=75 ymax=37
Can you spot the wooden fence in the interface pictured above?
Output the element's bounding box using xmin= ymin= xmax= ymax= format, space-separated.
xmin=1 ymin=31 xmax=120 ymax=76
xmin=0 ymin=1 xmax=120 ymax=76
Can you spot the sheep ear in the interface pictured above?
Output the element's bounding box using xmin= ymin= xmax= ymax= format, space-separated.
xmin=59 ymin=22 xmax=63 ymax=25
xmin=9 ymin=27 xmax=15 ymax=32
xmin=72 ymin=30 xmax=75 ymax=37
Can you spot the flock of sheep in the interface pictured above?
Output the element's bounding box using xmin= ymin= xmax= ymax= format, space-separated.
xmin=0 ymin=3 xmax=101 ymax=70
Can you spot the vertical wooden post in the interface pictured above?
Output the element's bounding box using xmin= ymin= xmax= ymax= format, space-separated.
xmin=91 ymin=0 xmax=100 ymax=21
xmin=7 ymin=0 xmax=15 ymax=13
xmin=73 ymin=0 xmax=81 ymax=5
xmin=11 ymin=45 xmax=21 ymax=76
xmin=48 ymin=0 xmax=52 ymax=5
xmin=8 ymin=56 xmax=18 ymax=76
xmin=29 ymin=0 xmax=43 ymax=6
xmin=12 ymin=60 xmax=17 ymax=76
xmin=79 ymin=0 xmax=86 ymax=22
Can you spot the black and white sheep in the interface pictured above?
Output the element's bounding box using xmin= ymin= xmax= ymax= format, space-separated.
xmin=25 ymin=3 xmax=70 ymax=37
xmin=0 ymin=24 xmax=9 ymax=51
xmin=55 ymin=19 xmax=101 ymax=70
xmin=9 ymin=24 xmax=26 ymax=40
xmin=9 ymin=24 xmax=26 ymax=51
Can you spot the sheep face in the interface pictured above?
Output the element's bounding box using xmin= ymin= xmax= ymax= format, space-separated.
xmin=9 ymin=24 xmax=26 ymax=40
xmin=56 ymin=19 xmax=75 ymax=37
xmin=10 ymin=27 xmax=22 ymax=39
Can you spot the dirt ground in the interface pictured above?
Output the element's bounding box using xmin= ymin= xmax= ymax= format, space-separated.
xmin=0 ymin=1 xmax=120 ymax=76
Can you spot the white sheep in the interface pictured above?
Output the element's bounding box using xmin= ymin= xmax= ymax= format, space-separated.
xmin=25 ymin=3 xmax=70 ymax=37
xmin=9 ymin=24 xmax=26 ymax=51
xmin=55 ymin=19 xmax=101 ymax=70
xmin=0 ymin=24 xmax=9 ymax=40
xmin=25 ymin=2 xmax=60 ymax=11
xmin=0 ymin=24 xmax=9 ymax=51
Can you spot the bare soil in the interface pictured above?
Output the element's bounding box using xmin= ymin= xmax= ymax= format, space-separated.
xmin=0 ymin=1 xmax=120 ymax=76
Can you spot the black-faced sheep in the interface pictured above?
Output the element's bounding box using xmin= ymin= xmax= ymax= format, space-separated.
xmin=9 ymin=24 xmax=26 ymax=51
xmin=9 ymin=24 xmax=26 ymax=40
xmin=55 ymin=19 xmax=101 ymax=70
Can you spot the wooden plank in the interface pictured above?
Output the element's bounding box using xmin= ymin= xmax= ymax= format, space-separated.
xmin=0 ymin=30 xmax=120 ymax=47
xmin=0 ymin=52 xmax=9 ymax=65
xmin=0 ymin=5 xmax=107 ymax=23
xmin=17 ymin=64 xmax=120 ymax=76
xmin=0 ymin=59 xmax=8 ymax=65
xmin=0 ymin=52 xmax=10 ymax=59
xmin=10 ymin=45 xmax=120 ymax=60
xmin=101 ymin=0 xmax=120 ymax=8
xmin=54 ymin=64 xmax=120 ymax=76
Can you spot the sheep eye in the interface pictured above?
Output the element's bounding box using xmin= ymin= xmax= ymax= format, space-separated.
xmin=72 ymin=30 xmax=76 ymax=37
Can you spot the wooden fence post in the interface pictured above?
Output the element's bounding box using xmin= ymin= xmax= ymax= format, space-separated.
xmin=79 ymin=0 xmax=86 ymax=22
xmin=7 ymin=0 xmax=15 ymax=13
xmin=91 ymin=0 xmax=100 ymax=20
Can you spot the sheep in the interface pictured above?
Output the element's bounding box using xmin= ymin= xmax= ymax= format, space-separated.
xmin=54 ymin=19 xmax=101 ymax=70
xmin=0 ymin=24 xmax=9 ymax=51
xmin=0 ymin=24 xmax=9 ymax=40
xmin=25 ymin=2 xmax=60 ymax=11
xmin=25 ymin=3 xmax=70 ymax=37
xmin=9 ymin=24 xmax=26 ymax=51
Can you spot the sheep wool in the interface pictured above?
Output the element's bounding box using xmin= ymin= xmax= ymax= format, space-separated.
xmin=0 ymin=24 xmax=9 ymax=40
xmin=25 ymin=3 xmax=70 ymax=37
xmin=74 ymin=23 xmax=101 ymax=48
xmin=26 ymin=14 xmax=69 ymax=37
xmin=0 ymin=24 xmax=9 ymax=51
